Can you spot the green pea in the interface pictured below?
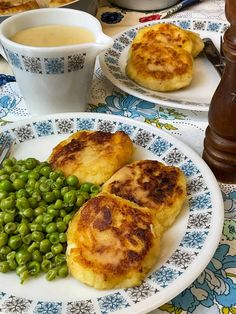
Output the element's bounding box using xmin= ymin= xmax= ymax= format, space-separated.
xmin=49 ymin=232 xmax=60 ymax=244
xmin=2 ymin=158 xmax=14 ymax=167
xmin=27 ymin=178 xmax=37 ymax=188
xmin=0 ymin=246 xmax=11 ymax=255
xmin=56 ymin=221 xmax=67 ymax=233
xmin=90 ymin=184 xmax=101 ymax=194
xmin=8 ymin=259 xmax=17 ymax=270
xmin=63 ymin=213 xmax=74 ymax=225
xmin=45 ymin=222 xmax=57 ymax=234
xmin=16 ymin=197 xmax=30 ymax=211
xmin=57 ymin=263 xmax=68 ymax=278
xmin=22 ymin=208 xmax=34 ymax=219
xmin=16 ymin=264 xmax=27 ymax=276
xmin=45 ymin=252 xmax=54 ymax=260
xmin=59 ymin=233 xmax=67 ymax=243
xmin=28 ymin=242 xmax=39 ymax=252
xmin=46 ymin=268 xmax=57 ymax=281
xmin=39 ymin=182 xmax=50 ymax=193
xmin=40 ymin=239 xmax=51 ymax=253
xmin=8 ymin=235 xmax=22 ymax=250
xmin=76 ymin=195 xmax=85 ymax=207
xmin=40 ymin=166 xmax=51 ymax=178
xmin=0 ymin=261 xmax=10 ymax=273
xmin=61 ymin=186 xmax=69 ymax=196
xmin=17 ymin=222 xmax=30 ymax=236
xmin=55 ymin=177 xmax=64 ymax=189
xmin=16 ymin=189 xmax=28 ymax=199
xmin=47 ymin=207 xmax=58 ymax=218
xmin=28 ymin=261 xmax=40 ymax=276
xmin=63 ymin=190 xmax=77 ymax=205
xmin=18 ymin=172 xmax=29 ymax=182
xmin=34 ymin=206 xmax=46 ymax=216
xmin=54 ymin=199 xmax=63 ymax=210
xmin=15 ymin=249 xmax=32 ymax=265
xmin=31 ymin=191 xmax=41 ymax=202
xmin=4 ymin=212 xmax=15 ymax=223
xmin=43 ymin=213 xmax=54 ymax=225
xmin=43 ymin=192 xmax=55 ymax=203
xmin=0 ymin=233 xmax=8 ymax=248
xmin=25 ymin=186 xmax=34 ymax=196
xmin=51 ymin=243 xmax=63 ymax=255
xmin=41 ymin=259 xmax=51 ymax=272
xmin=59 ymin=209 xmax=67 ymax=218
xmin=30 ymin=223 xmax=43 ymax=232
xmin=66 ymin=175 xmax=79 ymax=187
xmin=4 ymin=222 xmax=17 ymax=234
xmin=32 ymin=250 xmax=42 ymax=262
xmin=6 ymin=251 xmax=16 ymax=261
xmin=80 ymin=182 xmax=92 ymax=193
xmin=0 ymin=190 xmax=8 ymax=201
xmin=25 ymin=158 xmax=39 ymax=170
xmin=28 ymin=197 xmax=38 ymax=209
xmin=4 ymin=165 xmax=14 ymax=174
xmin=13 ymin=178 xmax=25 ymax=190
xmin=0 ymin=196 xmax=15 ymax=211
xmin=22 ymin=234 xmax=32 ymax=245
xmin=49 ymin=171 xmax=60 ymax=181
xmin=28 ymin=171 xmax=40 ymax=180
xmin=32 ymin=231 xmax=44 ymax=242
xmin=52 ymin=189 xmax=61 ymax=200
xmin=54 ymin=254 xmax=66 ymax=265
xmin=34 ymin=214 xmax=43 ymax=225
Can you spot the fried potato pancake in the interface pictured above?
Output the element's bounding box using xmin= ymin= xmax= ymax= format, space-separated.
xmin=67 ymin=193 xmax=162 ymax=289
xmin=131 ymin=23 xmax=193 ymax=54
xmin=102 ymin=160 xmax=187 ymax=229
xmin=48 ymin=130 xmax=134 ymax=185
xmin=126 ymin=41 xmax=193 ymax=92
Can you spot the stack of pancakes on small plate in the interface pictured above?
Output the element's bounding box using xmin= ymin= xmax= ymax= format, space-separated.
xmin=126 ymin=23 xmax=204 ymax=92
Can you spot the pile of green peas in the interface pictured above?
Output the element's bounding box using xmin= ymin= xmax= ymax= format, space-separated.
xmin=0 ymin=157 xmax=101 ymax=283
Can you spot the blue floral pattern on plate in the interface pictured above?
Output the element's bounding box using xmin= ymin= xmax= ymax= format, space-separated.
xmin=0 ymin=112 xmax=224 ymax=314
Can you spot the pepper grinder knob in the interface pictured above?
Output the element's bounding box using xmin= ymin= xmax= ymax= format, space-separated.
xmin=202 ymin=0 xmax=236 ymax=183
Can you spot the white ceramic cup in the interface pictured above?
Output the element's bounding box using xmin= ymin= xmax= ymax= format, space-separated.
xmin=0 ymin=8 xmax=113 ymax=116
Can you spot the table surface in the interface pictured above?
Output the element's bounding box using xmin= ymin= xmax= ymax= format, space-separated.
xmin=0 ymin=1 xmax=236 ymax=314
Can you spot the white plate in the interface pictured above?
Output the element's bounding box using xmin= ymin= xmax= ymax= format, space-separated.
xmin=0 ymin=112 xmax=224 ymax=314
xmin=99 ymin=18 xmax=228 ymax=112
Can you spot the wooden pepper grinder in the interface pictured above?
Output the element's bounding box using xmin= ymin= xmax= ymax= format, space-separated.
xmin=202 ymin=0 xmax=236 ymax=184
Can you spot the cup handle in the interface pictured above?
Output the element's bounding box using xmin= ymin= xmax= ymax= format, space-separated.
xmin=0 ymin=44 xmax=8 ymax=61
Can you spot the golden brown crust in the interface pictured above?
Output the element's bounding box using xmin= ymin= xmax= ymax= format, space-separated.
xmin=131 ymin=23 xmax=193 ymax=55
xmin=126 ymin=41 xmax=193 ymax=92
xmin=48 ymin=130 xmax=134 ymax=185
xmin=102 ymin=160 xmax=187 ymax=229
xmin=67 ymin=193 xmax=162 ymax=289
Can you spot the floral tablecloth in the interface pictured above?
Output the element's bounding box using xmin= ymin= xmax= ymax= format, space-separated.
xmin=0 ymin=0 xmax=236 ymax=313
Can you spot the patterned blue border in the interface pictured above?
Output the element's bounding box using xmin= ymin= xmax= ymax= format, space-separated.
xmin=0 ymin=114 xmax=220 ymax=314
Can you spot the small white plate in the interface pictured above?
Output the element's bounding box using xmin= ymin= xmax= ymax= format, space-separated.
xmin=99 ymin=18 xmax=228 ymax=112
xmin=0 ymin=112 xmax=224 ymax=314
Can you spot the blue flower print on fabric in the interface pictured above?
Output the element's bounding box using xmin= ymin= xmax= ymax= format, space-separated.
xmin=0 ymin=95 xmax=17 ymax=119
xmin=170 ymin=244 xmax=236 ymax=312
xmin=90 ymin=94 xmax=157 ymax=119
xmin=101 ymin=12 xmax=124 ymax=24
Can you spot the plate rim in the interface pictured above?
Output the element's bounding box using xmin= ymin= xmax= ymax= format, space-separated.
xmin=0 ymin=112 xmax=224 ymax=314
xmin=99 ymin=18 xmax=229 ymax=112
